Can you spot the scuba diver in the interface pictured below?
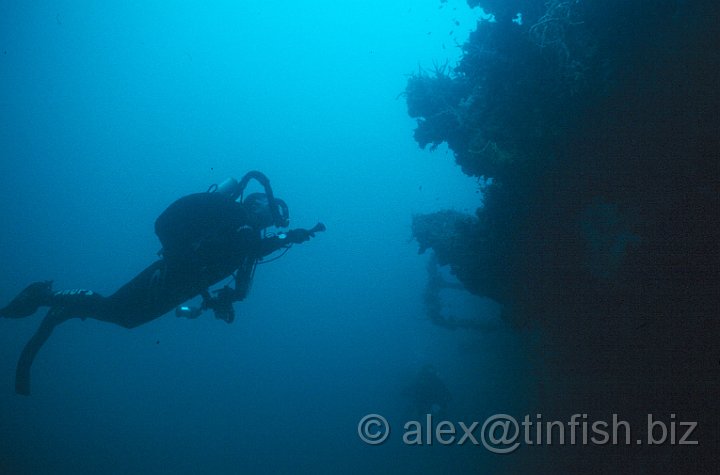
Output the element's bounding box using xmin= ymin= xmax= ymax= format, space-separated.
xmin=404 ymin=364 xmax=452 ymax=419
xmin=1 ymin=171 xmax=325 ymax=395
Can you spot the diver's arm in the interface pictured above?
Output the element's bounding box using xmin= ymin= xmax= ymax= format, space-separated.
xmin=257 ymin=235 xmax=291 ymax=258
xmin=257 ymin=223 xmax=326 ymax=258
xmin=202 ymin=223 xmax=325 ymax=321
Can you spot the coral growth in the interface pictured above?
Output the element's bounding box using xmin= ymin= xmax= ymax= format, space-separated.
xmin=406 ymin=2 xmax=719 ymax=470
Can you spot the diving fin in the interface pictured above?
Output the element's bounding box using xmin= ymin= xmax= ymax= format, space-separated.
xmin=0 ymin=281 xmax=54 ymax=318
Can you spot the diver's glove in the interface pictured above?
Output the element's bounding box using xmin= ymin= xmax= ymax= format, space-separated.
xmin=286 ymin=223 xmax=326 ymax=244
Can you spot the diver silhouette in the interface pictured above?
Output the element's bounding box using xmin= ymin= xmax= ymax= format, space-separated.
xmin=404 ymin=364 xmax=452 ymax=419
xmin=1 ymin=171 xmax=325 ymax=395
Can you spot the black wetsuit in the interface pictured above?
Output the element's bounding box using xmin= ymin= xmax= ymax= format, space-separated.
xmin=8 ymin=192 xmax=296 ymax=395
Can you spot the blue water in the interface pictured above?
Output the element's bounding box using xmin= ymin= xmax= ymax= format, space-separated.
xmin=0 ymin=1 xmax=536 ymax=473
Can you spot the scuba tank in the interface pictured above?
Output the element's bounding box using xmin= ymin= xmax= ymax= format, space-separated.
xmin=216 ymin=177 xmax=240 ymax=199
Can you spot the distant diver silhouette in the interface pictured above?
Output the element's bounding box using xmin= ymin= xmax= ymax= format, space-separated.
xmin=1 ymin=171 xmax=325 ymax=395
xmin=404 ymin=363 xmax=452 ymax=419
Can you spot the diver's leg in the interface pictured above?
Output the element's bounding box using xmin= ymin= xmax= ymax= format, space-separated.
xmin=15 ymin=307 xmax=72 ymax=396
xmin=13 ymin=289 xmax=144 ymax=395
xmin=98 ymin=259 xmax=198 ymax=328
xmin=0 ymin=281 xmax=54 ymax=318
